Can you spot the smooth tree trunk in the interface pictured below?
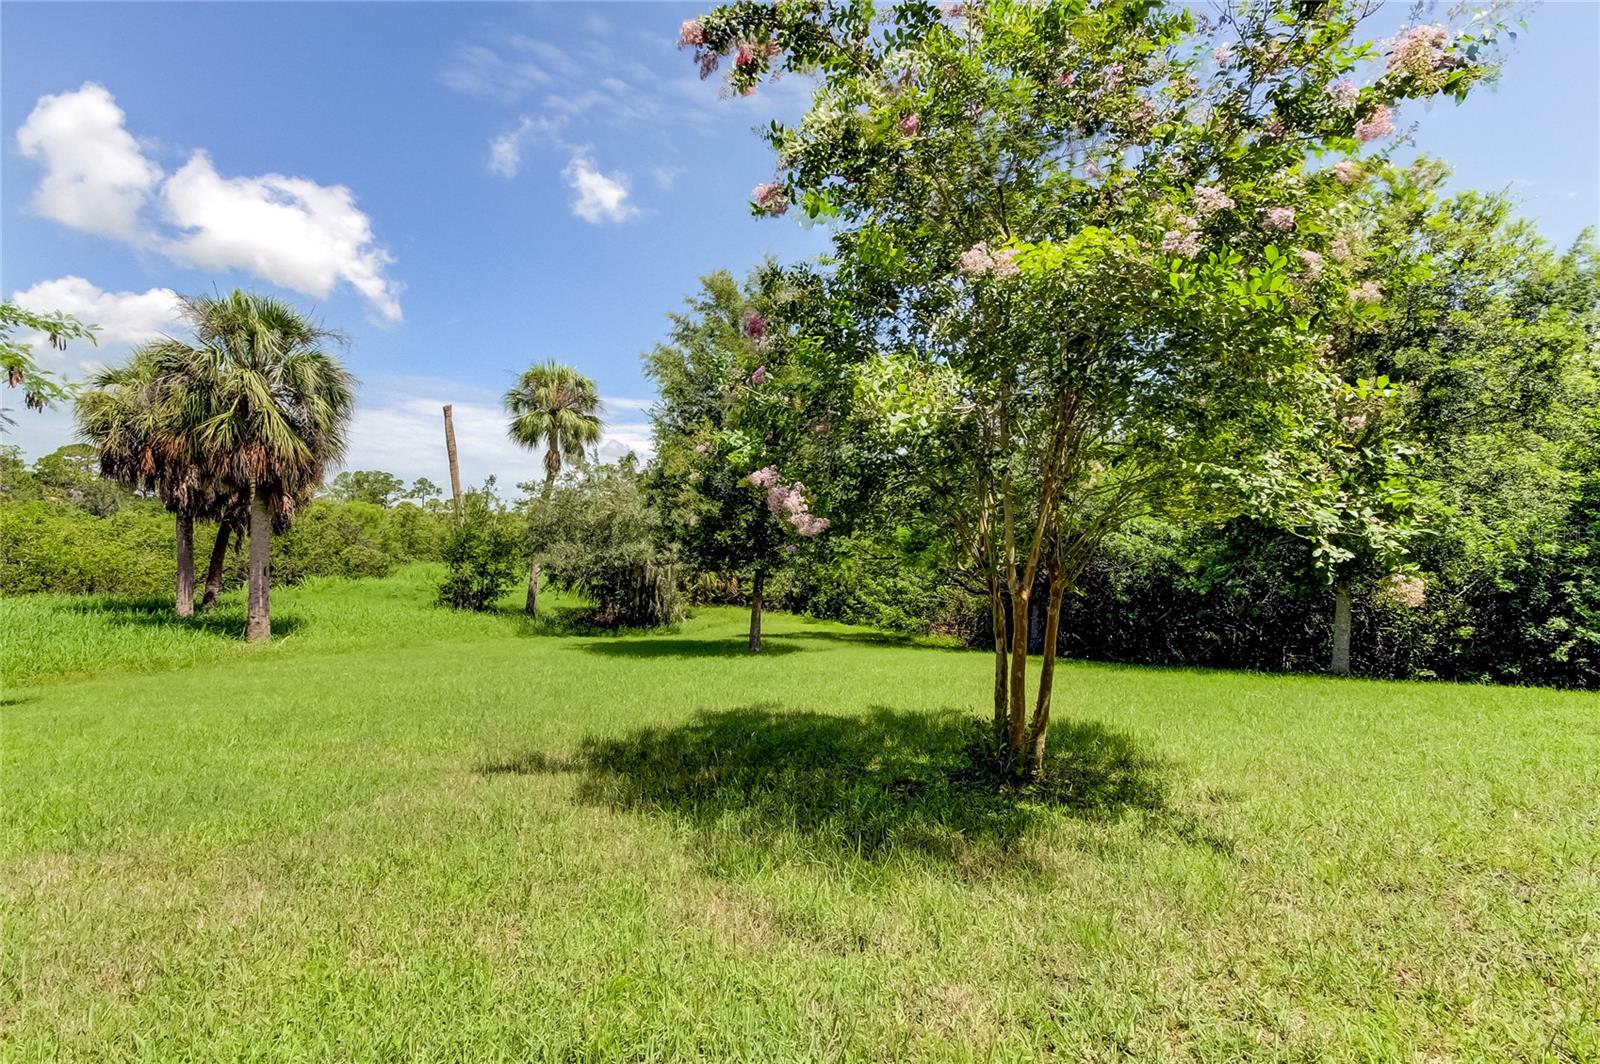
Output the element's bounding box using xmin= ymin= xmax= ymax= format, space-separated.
xmin=1329 ymin=579 xmax=1353 ymax=676
xmin=200 ymin=524 xmax=232 ymax=610
xmin=989 ymin=577 xmax=1009 ymax=742
xmin=1006 ymin=588 xmax=1031 ymax=761
xmin=748 ymin=568 xmax=765 ymax=654
xmin=442 ymin=404 xmax=463 ymax=517
xmin=525 ymin=562 xmax=540 ymax=616
xmin=1028 ymin=566 xmax=1067 ymax=775
xmin=175 ymin=513 xmax=196 ymax=618
xmin=246 ymin=491 xmax=271 ymax=642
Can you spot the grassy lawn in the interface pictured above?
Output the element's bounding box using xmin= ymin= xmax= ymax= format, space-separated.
xmin=2 ymin=566 xmax=1597 ymax=1061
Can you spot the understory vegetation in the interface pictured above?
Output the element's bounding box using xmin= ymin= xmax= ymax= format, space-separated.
xmin=3 ymin=566 xmax=1596 ymax=1060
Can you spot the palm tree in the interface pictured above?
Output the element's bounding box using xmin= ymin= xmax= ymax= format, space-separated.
xmin=505 ymin=361 xmax=603 ymax=615
xmin=77 ymin=343 xmax=218 ymax=617
xmin=178 ymin=291 xmax=355 ymax=641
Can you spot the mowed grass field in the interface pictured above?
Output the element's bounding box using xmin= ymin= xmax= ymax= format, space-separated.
xmin=2 ymin=566 xmax=1597 ymax=1061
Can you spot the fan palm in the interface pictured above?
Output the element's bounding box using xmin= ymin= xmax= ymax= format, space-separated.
xmin=178 ymin=291 xmax=356 ymax=641
xmin=505 ymin=361 xmax=603 ymax=614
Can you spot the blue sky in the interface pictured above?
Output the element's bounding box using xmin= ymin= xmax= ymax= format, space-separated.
xmin=3 ymin=1 xmax=1596 ymax=488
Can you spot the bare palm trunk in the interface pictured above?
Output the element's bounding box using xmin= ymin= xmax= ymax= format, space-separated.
xmin=748 ymin=568 xmax=765 ymax=654
xmin=1028 ymin=567 xmax=1067 ymax=776
xmin=175 ymin=513 xmax=195 ymax=618
xmin=200 ymin=524 xmax=232 ymax=610
xmin=1329 ymin=579 xmax=1352 ymax=676
xmin=442 ymin=404 xmax=462 ymax=517
xmin=246 ymin=490 xmax=271 ymax=642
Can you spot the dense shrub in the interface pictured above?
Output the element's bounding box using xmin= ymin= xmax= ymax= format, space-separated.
xmin=437 ymin=489 xmax=520 ymax=611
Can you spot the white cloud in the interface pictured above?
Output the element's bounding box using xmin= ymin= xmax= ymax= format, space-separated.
xmin=653 ymin=166 xmax=684 ymax=190
xmin=10 ymin=276 xmax=184 ymax=348
xmin=15 ymin=82 xmax=161 ymax=238
xmin=161 ymin=152 xmax=403 ymax=322
xmin=562 ymin=153 xmax=637 ymax=224
xmin=439 ymin=44 xmax=549 ymax=104
xmin=486 ymin=114 xmax=568 ymax=179
xmin=13 ymin=84 xmax=403 ymax=322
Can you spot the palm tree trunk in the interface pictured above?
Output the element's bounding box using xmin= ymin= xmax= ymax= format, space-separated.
xmin=175 ymin=513 xmax=195 ymax=618
xmin=200 ymin=524 xmax=232 ymax=610
xmin=1028 ymin=567 xmax=1067 ymax=776
xmin=1329 ymin=579 xmax=1352 ymax=676
xmin=748 ymin=568 xmax=765 ymax=654
xmin=246 ymin=490 xmax=271 ymax=642
xmin=442 ymin=404 xmax=462 ymax=518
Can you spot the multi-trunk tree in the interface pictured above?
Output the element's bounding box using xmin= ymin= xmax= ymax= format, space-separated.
xmin=683 ymin=0 xmax=1504 ymax=771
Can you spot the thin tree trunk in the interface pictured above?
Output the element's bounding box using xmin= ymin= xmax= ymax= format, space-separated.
xmin=175 ymin=513 xmax=195 ymax=618
xmin=1029 ymin=566 xmax=1067 ymax=775
xmin=525 ymin=562 xmax=540 ymax=616
xmin=442 ymin=404 xmax=462 ymax=518
xmin=1329 ymin=579 xmax=1352 ymax=676
xmin=989 ymin=577 xmax=1009 ymax=741
xmin=246 ymin=490 xmax=271 ymax=642
xmin=748 ymin=568 xmax=765 ymax=654
xmin=200 ymin=524 xmax=232 ymax=610
xmin=1007 ymin=589 xmax=1030 ymax=763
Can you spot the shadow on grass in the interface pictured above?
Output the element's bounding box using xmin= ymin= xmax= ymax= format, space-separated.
xmin=61 ymin=597 xmax=304 ymax=638
xmin=484 ymin=705 xmax=1227 ymax=871
xmin=577 ymin=638 xmax=803 ymax=659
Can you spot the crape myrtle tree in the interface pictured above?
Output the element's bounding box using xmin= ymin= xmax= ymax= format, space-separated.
xmin=505 ymin=361 xmax=603 ymax=617
xmin=682 ymin=0 xmax=1503 ymax=772
xmin=646 ymin=265 xmax=834 ymax=653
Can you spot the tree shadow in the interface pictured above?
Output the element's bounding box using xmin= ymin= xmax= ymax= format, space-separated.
xmin=781 ymin=629 xmax=968 ymax=652
xmin=484 ymin=705 xmax=1226 ymax=871
xmin=577 ymin=638 xmax=803 ymax=659
xmin=61 ymin=597 xmax=304 ymax=639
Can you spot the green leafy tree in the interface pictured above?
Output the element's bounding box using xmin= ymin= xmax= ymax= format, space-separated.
xmin=327 ymin=469 xmax=406 ymax=507
xmin=504 ymin=361 xmax=603 ymax=616
xmin=684 ymin=0 xmax=1505 ymax=771
xmin=438 ymin=480 xmax=521 ymax=611
xmin=646 ymin=266 xmax=834 ymax=652
xmin=0 ymin=301 xmax=95 ymax=423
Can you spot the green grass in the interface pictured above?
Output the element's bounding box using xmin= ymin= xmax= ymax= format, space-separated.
xmin=3 ymin=566 xmax=1597 ymax=1061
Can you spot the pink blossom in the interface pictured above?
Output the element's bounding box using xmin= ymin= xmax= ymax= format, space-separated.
xmin=1193 ymin=185 xmax=1234 ymax=215
xmin=1333 ymin=160 xmax=1361 ymax=186
xmin=749 ymin=365 xmax=768 ymax=386
xmin=899 ymin=113 xmax=921 ymax=136
xmin=1297 ymin=248 xmax=1324 ymax=278
xmin=752 ymin=182 xmax=789 ymax=217
xmin=1212 ymin=43 xmax=1232 ymax=66
xmin=1264 ymin=206 xmax=1296 ymax=232
xmin=734 ymin=40 xmax=758 ymax=69
xmin=698 ymin=52 xmax=719 ymax=79
xmin=1103 ymin=63 xmax=1125 ymax=89
xmin=938 ymin=2 xmax=967 ymax=19
xmin=1327 ymin=80 xmax=1360 ymax=112
xmin=1387 ymin=25 xmax=1449 ymax=79
xmin=784 ymin=543 xmax=798 ymax=554
xmin=1162 ymin=227 xmax=1201 ymax=259
xmin=1355 ymin=104 xmax=1394 ymax=143
xmin=957 ymin=241 xmax=1020 ymax=279
xmin=1084 ymin=161 xmax=1102 ymax=179
xmin=1386 ymin=572 xmax=1426 ymax=608
xmin=739 ymin=83 xmax=758 ymax=97
xmin=1350 ymin=280 xmax=1383 ymax=304
xmin=742 ymin=308 xmax=769 ymax=338
xmin=1055 ymin=70 xmax=1076 ymax=87
xmin=1129 ymin=100 xmax=1155 ymax=127
xmin=747 ymin=466 xmax=779 ymax=488
xmin=694 ymin=440 xmax=712 ymax=455
xmin=677 ymin=19 xmax=705 ymax=47
xmin=1330 ymin=237 xmax=1352 ymax=263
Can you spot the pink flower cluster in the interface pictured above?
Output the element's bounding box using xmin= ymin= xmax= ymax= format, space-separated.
xmin=1387 ymin=24 xmax=1449 ymax=79
xmin=1355 ymin=104 xmax=1394 ymax=143
xmin=678 ymin=19 xmax=705 ymax=47
xmin=1330 ymin=237 xmax=1352 ymax=263
xmin=1161 ymin=217 xmax=1201 ymax=260
xmin=1264 ymin=206 xmax=1296 ymax=232
xmin=1297 ymin=248 xmax=1324 ymax=278
xmin=742 ymin=308 xmax=769 ymax=338
xmin=958 ymin=241 xmax=1020 ymax=279
xmin=1212 ymin=43 xmax=1232 ymax=66
xmin=1350 ymin=280 xmax=1383 ymax=304
xmin=1386 ymin=572 xmax=1426 ymax=608
xmin=753 ymin=182 xmax=789 ymax=217
xmin=1193 ymin=185 xmax=1234 ymax=215
xmin=747 ymin=467 xmax=831 ymax=536
xmin=1333 ymin=160 xmax=1361 ymax=186
xmin=749 ymin=365 xmax=768 ymax=386
xmin=899 ymin=113 xmax=921 ymax=136
xmin=1327 ymin=80 xmax=1360 ymax=112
